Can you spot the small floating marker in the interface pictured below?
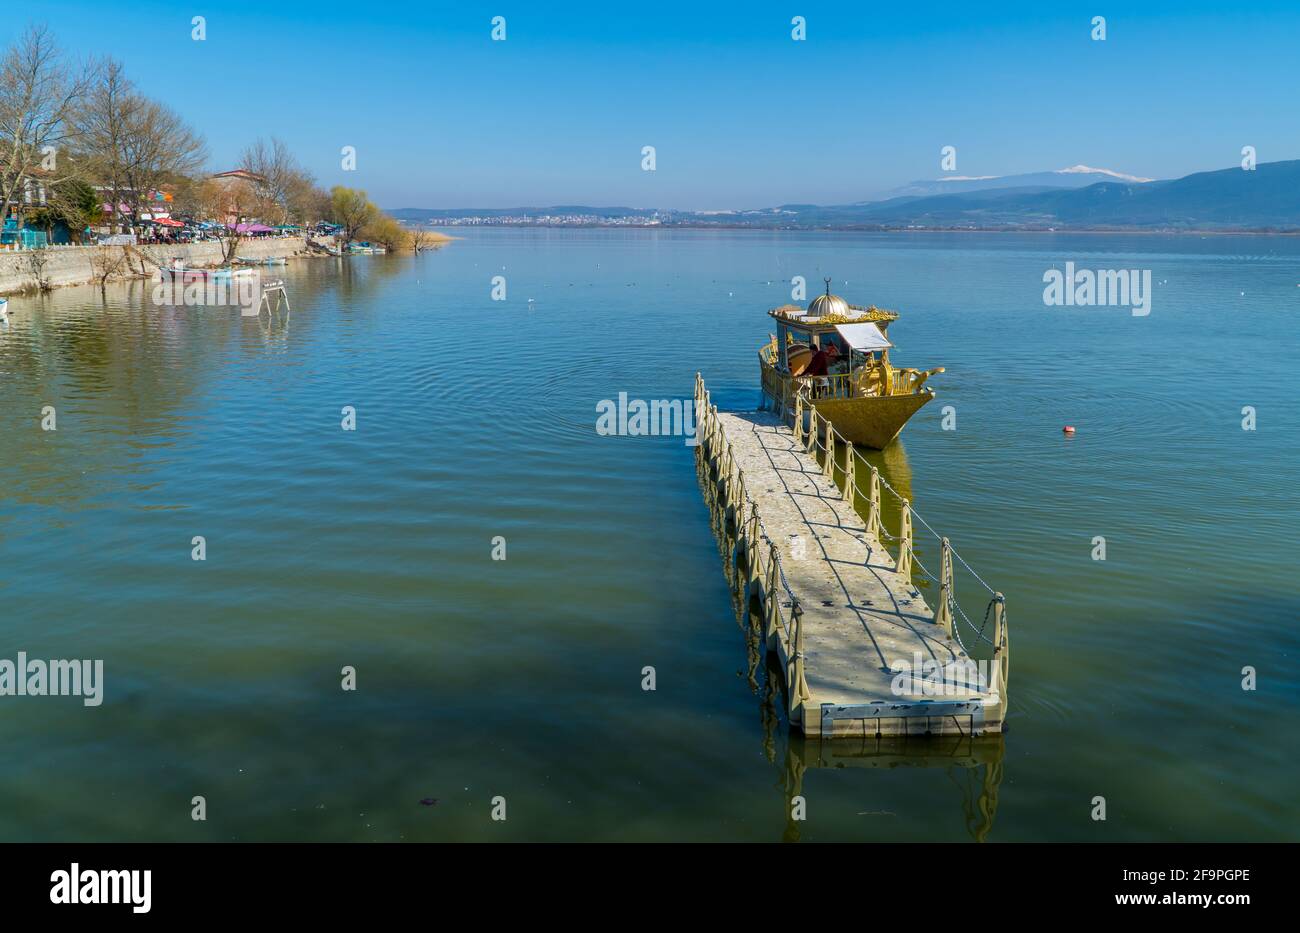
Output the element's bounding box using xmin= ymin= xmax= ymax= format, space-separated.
xmin=1063 ymin=425 xmax=1076 ymax=435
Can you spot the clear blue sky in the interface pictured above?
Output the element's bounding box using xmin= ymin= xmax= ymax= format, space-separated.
xmin=10 ymin=1 xmax=1300 ymax=210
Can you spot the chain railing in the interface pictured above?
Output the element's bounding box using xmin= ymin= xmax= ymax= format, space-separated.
xmin=772 ymin=380 xmax=1009 ymax=699
xmin=694 ymin=374 xmax=812 ymax=715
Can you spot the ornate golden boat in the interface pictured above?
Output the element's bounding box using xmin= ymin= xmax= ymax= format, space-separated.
xmin=759 ymin=280 xmax=943 ymax=449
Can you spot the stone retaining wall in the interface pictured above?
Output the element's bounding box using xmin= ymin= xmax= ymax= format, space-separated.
xmin=0 ymin=237 xmax=322 ymax=295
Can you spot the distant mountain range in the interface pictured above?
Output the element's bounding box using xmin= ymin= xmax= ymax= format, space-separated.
xmin=390 ymin=160 xmax=1300 ymax=232
xmin=866 ymin=165 xmax=1155 ymax=201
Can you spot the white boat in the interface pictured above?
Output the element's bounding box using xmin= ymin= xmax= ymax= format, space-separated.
xmin=160 ymin=260 xmax=257 ymax=283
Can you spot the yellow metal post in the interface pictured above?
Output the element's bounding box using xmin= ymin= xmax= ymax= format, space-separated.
xmin=895 ymin=500 xmax=913 ymax=578
xmin=935 ymin=537 xmax=954 ymax=636
xmin=993 ymin=592 xmax=1008 ymax=695
xmin=867 ymin=467 xmax=883 ymax=541
xmin=791 ymin=600 xmax=807 ymax=716
xmin=766 ymin=541 xmax=780 ymax=641
xmin=844 ymin=441 xmax=855 ymax=503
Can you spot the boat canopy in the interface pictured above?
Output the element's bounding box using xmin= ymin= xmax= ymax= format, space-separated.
xmin=834 ymin=322 xmax=892 ymax=352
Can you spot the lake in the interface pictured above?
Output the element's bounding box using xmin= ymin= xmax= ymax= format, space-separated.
xmin=0 ymin=228 xmax=1296 ymax=841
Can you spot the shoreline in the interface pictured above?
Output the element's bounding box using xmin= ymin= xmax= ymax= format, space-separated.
xmin=0 ymin=236 xmax=449 ymax=298
xmin=425 ymin=223 xmax=1300 ymax=237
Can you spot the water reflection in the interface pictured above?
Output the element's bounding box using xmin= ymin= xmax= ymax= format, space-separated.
xmin=696 ymin=437 xmax=1005 ymax=842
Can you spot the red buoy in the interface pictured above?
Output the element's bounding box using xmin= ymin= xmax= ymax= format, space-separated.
xmin=1063 ymin=425 xmax=1076 ymax=435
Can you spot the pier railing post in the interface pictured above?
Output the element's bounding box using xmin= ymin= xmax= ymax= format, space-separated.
xmin=793 ymin=393 xmax=803 ymax=445
xmin=823 ymin=426 xmax=835 ymax=482
xmin=935 ymin=537 xmax=954 ymax=636
xmin=791 ymin=599 xmax=808 ymax=716
xmin=866 ymin=467 xmax=883 ymax=542
xmin=895 ymin=500 xmax=913 ymax=579
xmin=765 ymin=542 xmax=780 ymax=641
xmin=992 ymin=592 xmax=1008 ymax=695
xmin=844 ymin=441 xmax=855 ymax=504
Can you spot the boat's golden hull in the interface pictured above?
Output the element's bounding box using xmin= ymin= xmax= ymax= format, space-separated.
xmin=759 ymin=349 xmax=934 ymax=449
xmin=810 ymin=392 xmax=933 ymax=449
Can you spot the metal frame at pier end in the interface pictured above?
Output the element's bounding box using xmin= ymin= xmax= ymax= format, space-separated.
xmin=820 ymin=700 xmax=986 ymax=738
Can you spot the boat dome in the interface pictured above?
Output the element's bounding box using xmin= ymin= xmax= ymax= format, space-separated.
xmin=807 ymin=278 xmax=850 ymax=318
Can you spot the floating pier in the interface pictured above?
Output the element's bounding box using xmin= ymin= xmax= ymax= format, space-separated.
xmin=694 ymin=374 xmax=1009 ymax=737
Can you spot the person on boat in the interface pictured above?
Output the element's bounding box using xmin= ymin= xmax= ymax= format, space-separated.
xmin=804 ymin=342 xmax=841 ymax=375
xmin=802 ymin=343 xmax=842 ymax=397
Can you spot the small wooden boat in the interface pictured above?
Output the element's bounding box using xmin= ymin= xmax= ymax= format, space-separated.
xmin=236 ymin=256 xmax=288 ymax=266
xmin=759 ymin=279 xmax=944 ymax=449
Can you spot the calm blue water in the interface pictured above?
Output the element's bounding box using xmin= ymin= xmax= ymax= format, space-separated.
xmin=0 ymin=229 xmax=1296 ymax=841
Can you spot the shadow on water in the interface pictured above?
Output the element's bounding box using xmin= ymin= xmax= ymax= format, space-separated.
xmin=695 ymin=428 xmax=1005 ymax=842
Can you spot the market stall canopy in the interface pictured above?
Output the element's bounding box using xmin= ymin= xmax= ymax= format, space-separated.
xmin=834 ymin=322 xmax=893 ymax=352
xmin=231 ymin=223 xmax=275 ymax=233
xmin=152 ymin=217 xmax=183 ymax=227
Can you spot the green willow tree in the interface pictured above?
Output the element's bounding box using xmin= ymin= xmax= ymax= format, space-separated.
xmin=329 ymin=186 xmax=377 ymax=245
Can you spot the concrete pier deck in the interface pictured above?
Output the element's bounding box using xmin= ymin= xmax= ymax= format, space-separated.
xmin=696 ymin=385 xmax=1007 ymax=737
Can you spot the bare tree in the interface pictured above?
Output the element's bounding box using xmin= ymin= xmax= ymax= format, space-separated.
xmin=119 ymin=97 xmax=206 ymax=223
xmin=89 ymin=244 xmax=126 ymax=287
xmin=0 ymin=25 xmax=95 ymax=226
xmin=73 ymin=58 xmax=140 ymax=233
xmin=26 ymin=247 xmax=52 ymax=291
xmin=75 ymin=57 xmax=206 ymax=235
xmin=285 ymin=173 xmax=325 ymax=228
xmin=127 ymin=242 xmax=172 ymax=276
xmin=239 ymin=137 xmax=312 ymax=225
